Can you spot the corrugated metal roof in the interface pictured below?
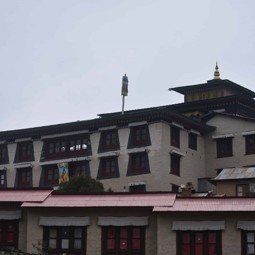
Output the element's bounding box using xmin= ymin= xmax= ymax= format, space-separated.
xmin=153 ymin=198 xmax=255 ymax=212
xmin=22 ymin=193 xmax=176 ymax=208
xmin=213 ymin=167 xmax=255 ymax=180
xmin=0 ymin=190 xmax=52 ymax=202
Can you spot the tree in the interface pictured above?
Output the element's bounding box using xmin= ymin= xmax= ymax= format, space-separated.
xmin=58 ymin=175 xmax=105 ymax=193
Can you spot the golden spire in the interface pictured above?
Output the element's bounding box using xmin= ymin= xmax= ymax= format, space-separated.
xmin=213 ymin=62 xmax=220 ymax=79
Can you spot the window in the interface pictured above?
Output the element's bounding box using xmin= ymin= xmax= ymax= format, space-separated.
xmin=127 ymin=152 xmax=150 ymax=176
xmin=241 ymin=231 xmax=255 ymax=255
xmin=172 ymin=184 xmax=179 ymax=193
xmin=128 ymin=125 xmax=151 ymax=148
xmin=246 ymin=134 xmax=255 ymax=155
xmin=16 ymin=167 xmax=32 ymax=188
xmin=98 ymin=129 xmax=120 ymax=152
xmin=0 ymin=170 xmax=7 ymax=188
xmin=0 ymin=145 xmax=9 ymax=165
xmin=43 ymin=135 xmax=91 ymax=160
xmin=0 ymin=221 xmax=18 ymax=249
xmin=171 ymin=154 xmax=180 ymax=176
xmin=43 ymin=226 xmax=86 ymax=255
xmin=14 ymin=141 xmax=34 ymax=163
xmin=97 ymin=157 xmax=119 ymax=179
xmin=129 ymin=184 xmax=146 ymax=193
xmin=171 ymin=126 xmax=180 ymax=148
xmin=216 ymin=137 xmax=233 ymax=158
xmin=188 ymin=133 xmax=197 ymax=150
xmin=236 ymin=184 xmax=249 ymax=197
xmin=41 ymin=165 xmax=59 ymax=187
xmin=69 ymin=161 xmax=90 ymax=177
xmin=102 ymin=226 xmax=145 ymax=255
xmin=177 ymin=231 xmax=222 ymax=255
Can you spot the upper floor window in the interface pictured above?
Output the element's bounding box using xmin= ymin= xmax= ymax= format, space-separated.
xmin=69 ymin=161 xmax=90 ymax=177
xmin=40 ymin=165 xmax=59 ymax=187
xmin=177 ymin=231 xmax=222 ymax=255
xmin=188 ymin=133 xmax=197 ymax=150
xmin=16 ymin=167 xmax=32 ymax=188
xmin=216 ymin=137 xmax=233 ymax=158
xmin=43 ymin=226 xmax=86 ymax=255
xmin=127 ymin=152 xmax=150 ymax=176
xmin=97 ymin=157 xmax=119 ymax=179
xmin=128 ymin=125 xmax=151 ymax=148
xmin=170 ymin=154 xmax=181 ymax=176
xmin=171 ymin=126 xmax=180 ymax=148
xmin=236 ymin=184 xmax=250 ymax=197
xmin=0 ymin=221 xmax=18 ymax=249
xmin=98 ymin=129 xmax=120 ymax=152
xmin=14 ymin=141 xmax=34 ymax=163
xmin=0 ymin=170 xmax=7 ymax=189
xmin=42 ymin=135 xmax=91 ymax=160
xmin=245 ymin=134 xmax=255 ymax=155
xmin=102 ymin=226 xmax=145 ymax=255
xmin=0 ymin=145 xmax=9 ymax=165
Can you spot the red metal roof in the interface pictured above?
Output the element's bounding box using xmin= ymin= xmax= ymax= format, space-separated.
xmin=153 ymin=197 xmax=255 ymax=212
xmin=22 ymin=193 xmax=176 ymax=208
xmin=0 ymin=190 xmax=52 ymax=202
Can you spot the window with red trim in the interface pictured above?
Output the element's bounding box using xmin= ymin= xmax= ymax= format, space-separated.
xmin=102 ymin=226 xmax=145 ymax=255
xmin=98 ymin=130 xmax=120 ymax=152
xmin=127 ymin=152 xmax=150 ymax=176
xmin=128 ymin=125 xmax=151 ymax=148
xmin=69 ymin=161 xmax=90 ymax=177
xmin=97 ymin=157 xmax=119 ymax=179
xmin=42 ymin=165 xmax=59 ymax=187
xmin=14 ymin=142 xmax=34 ymax=163
xmin=16 ymin=167 xmax=32 ymax=188
xmin=0 ymin=221 xmax=18 ymax=249
xmin=177 ymin=231 xmax=222 ymax=255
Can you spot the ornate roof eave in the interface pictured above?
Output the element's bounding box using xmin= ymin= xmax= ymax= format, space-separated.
xmin=0 ymin=109 xmax=214 ymax=142
xmin=169 ymin=79 xmax=255 ymax=98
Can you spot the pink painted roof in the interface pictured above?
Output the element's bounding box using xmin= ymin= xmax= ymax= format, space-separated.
xmin=22 ymin=193 xmax=176 ymax=208
xmin=153 ymin=197 xmax=255 ymax=212
xmin=0 ymin=190 xmax=52 ymax=202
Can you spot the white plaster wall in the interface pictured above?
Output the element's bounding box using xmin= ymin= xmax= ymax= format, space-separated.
xmin=205 ymin=115 xmax=255 ymax=178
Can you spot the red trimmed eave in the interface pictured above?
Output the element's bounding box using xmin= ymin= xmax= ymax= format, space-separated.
xmin=21 ymin=193 xmax=176 ymax=208
xmin=0 ymin=190 xmax=53 ymax=202
xmin=153 ymin=197 xmax=255 ymax=212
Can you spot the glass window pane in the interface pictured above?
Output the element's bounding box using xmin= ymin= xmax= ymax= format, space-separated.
xmin=208 ymin=244 xmax=216 ymax=255
xmin=49 ymin=239 xmax=56 ymax=249
xmin=49 ymin=228 xmax=57 ymax=238
xmin=248 ymin=232 xmax=255 ymax=242
xmin=61 ymin=239 xmax=69 ymax=249
xmin=248 ymin=244 xmax=255 ymax=254
xmin=132 ymin=239 xmax=141 ymax=250
xmin=133 ymin=228 xmax=141 ymax=238
xmin=107 ymin=228 xmax=115 ymax=238
xmin=74 ymin=239 xmax=82 ymax=249
xmin=107 ymin=239 xmax=115 ymax=249
xmin=208 ymin=233 xmax=216 ymax=243
xmin=182 ymin=244 xmax=190 ymax=255
xmin=74 ymin=228 xmax=82 ymax=238
xmin=195 ymin=244 xmax=203 ymax=255
xmin=120 ymin=228 xmax=128 ymax=238
xmin=183 ymin=233 xmax=190 ymax=244
xmin=120 ymin=239 xmax=128 ymax=249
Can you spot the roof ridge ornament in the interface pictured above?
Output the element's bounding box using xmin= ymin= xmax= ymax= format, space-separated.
xmin=213 ymin=62 xmax=221 ymax=80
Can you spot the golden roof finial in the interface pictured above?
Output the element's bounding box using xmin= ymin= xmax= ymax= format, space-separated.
xmin=213 ymin=62 xmax=220 ymax=79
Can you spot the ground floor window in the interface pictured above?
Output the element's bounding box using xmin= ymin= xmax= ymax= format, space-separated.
xmin=177 ymin=231 xmax=222 ymax=255
xmin=241 ymin=230 xmax=255 ymax=255
xmin=102 ymin=226 xmax=145 ymax=255
xmin=43 ymin=226 xmax=86 ymax=255
xmin=0 ymin=221 xmax=18 ymax=250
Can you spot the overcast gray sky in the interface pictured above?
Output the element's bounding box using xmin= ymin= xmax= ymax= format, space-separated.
xmin=0 ymin=0 xmax=255 ymax=131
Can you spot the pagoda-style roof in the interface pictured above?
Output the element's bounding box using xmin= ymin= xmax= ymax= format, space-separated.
xmin=169 ymin=79 xmax=255 ymax=99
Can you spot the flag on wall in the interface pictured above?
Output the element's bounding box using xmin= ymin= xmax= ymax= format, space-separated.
xmin=58 ymin=162 xmax=69 ymax=184
xmin=121 ymin=74 xmax=128 ymax=96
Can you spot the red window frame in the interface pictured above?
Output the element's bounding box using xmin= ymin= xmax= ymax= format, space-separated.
xmin=128 ymin=125 xmax=151 ymax=148
xmin=97 ymin=157 xmax=119 ymax=179
xmin=43 ymin=165 xmax=59 ymax=186
xmin=16 ymin=167 xmax=32 ymax=188
xmin=127 ymin=152 xmax=150 ymax=176
xmin=177 ymin=231 xmax=222 ymax=255
xmin=99 ymin=130 xmax=119 ymax=152
xmin=16 ymin=142 xmax=34 ymax=162
xmin=69 ymin=161 xmax=90 ymax=177
xmin=102 ymin=226 xmax=145 ymax=255
xmin=0 ymin=221 xmax=18 ymax=249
